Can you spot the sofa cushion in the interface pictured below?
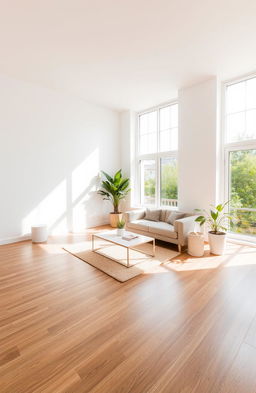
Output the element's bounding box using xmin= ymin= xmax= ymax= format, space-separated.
xmin=144 ymin=208 xmax=161 ymax=222
xmin=167 ymin=211 xmax=185 ymax=225
xmin=148 ymin=221 xmax=178 ymax=239
xmin=127 ymin=219 xmax=150 ymax=231
xmin=159 ymin=209 xmax=173 ymax=222
xmin=165 ymin=209 xmax=182 ymax=222
xmin=160 ymin=209 xmax=167 ymax=222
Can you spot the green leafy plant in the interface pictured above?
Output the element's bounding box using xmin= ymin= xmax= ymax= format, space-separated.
xmin=117 ymin=219 xmax=125 ymax=229
xmin=97 ymin=169 xmax=130 ymax=214
xmin=195 ymin=202 xmax=234 ymax=234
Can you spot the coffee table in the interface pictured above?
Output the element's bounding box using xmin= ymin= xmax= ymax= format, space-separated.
xmin=92 ymin=230 xmax=155 ymax=268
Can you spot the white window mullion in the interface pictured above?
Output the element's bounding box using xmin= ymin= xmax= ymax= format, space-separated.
xmin=156 ymin=155 xmax=160 ymax=208
xmin=156 ymin=108 xmax=160 ymax=207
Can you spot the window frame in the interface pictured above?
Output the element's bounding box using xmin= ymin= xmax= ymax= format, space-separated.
xmin=135 ymin=101 xmax=178 ymax=208
xmin=223 ymin=74 xmax=256 ymax=242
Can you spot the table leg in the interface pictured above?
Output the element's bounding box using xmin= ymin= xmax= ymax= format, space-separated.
xmin=153 ymin=239 xmax=155 ymax=256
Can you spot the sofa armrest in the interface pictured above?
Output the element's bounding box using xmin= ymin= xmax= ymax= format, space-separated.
xmin=174 ymin=215 xmax=198 ymax=246
xmin=124 ymin=209 xmax=145 ymax=224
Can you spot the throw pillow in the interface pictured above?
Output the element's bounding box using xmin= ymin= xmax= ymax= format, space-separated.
xmin=167 ymin=212 xmax=185 ymax=225
xmin=144 ymin=208 xmax=161 ymax=222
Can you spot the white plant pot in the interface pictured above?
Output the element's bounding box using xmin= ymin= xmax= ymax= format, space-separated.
xmin=208 ymin=232 xmax=226 ymax=255
xmin=188 ymin=232 xmax=204 ymax=257
xmin=117 ymin=228 xmax=125 ymax=237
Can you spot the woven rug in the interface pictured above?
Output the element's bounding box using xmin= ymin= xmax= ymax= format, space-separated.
xmin=64 ymin=240 xmax=179 ymax=282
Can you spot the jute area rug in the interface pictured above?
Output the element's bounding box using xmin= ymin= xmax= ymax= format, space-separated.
xmin=64 ymin=240 xmax=180 ymax=282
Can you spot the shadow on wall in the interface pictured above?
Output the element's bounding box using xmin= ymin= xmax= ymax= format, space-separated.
xmin=22 ymin=149 xmax=110 ymax=236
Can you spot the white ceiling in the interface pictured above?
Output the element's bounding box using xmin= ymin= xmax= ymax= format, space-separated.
xmin=1 ymin=0 xmax=256 ymax=111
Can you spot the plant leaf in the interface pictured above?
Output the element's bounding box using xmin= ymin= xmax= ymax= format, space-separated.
xmin=210 ymin=210 xmax=218 ymax=220
xmin=199 ymin=218 xmax=206 ymax=226
xmin=98 ymin=169 xmax=130 ymax=211
xmin=195 ymin=215 xmax=205 ymax=222
xmin=101 ymin=171 xmax=113 ymax=183
xmin=113 ymin=169 xmax=122 ymax=185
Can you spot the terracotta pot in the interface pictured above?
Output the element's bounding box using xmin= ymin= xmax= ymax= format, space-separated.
xmin=109 ymin=213 xmax=123 ymax=228
xmin=208 ymin=231 xmax=226 ymax=255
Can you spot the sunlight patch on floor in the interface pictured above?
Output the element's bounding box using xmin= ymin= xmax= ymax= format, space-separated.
xmin=37 ymin=238 xmax=256 ymax=274
xmin=165 ymin=256 xmax=224 ymax=271
xmin=166 ymin=243 xmax=256 ymax=272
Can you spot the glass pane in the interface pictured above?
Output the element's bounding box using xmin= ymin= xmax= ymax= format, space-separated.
xmin=160 ymin=129 xmax=171 ymax=152
xmin=226 ymin=81 xmax=246 ymax=114
xmin=139 ymin=114 xmax=148 ymax=135
xmin=160 ymin=157 xmax=178 ymax=207
xmin=246 ymin=109 xmax=256 ymax=140
xmin=170 ymin=104 xmax=178 ymax=127
xmin=140 ymin=133 xmax=157 ymax=155
xmin=139 ymin=111 xmax=157 ymax=135
xmin=160 ymin=104 xmax=178 ymax=129
xmin=160 ymin=127 xmax=178 ymax=152
xmin=140 ymin=160 xmax=156 ymax=206
xmin=230 ymin=210 xmax=256 ymax=236
xmin=226 ymin=112 xmax=246 ymax=142
xmin=229 ymin=149 xmax=256 ymax=236
xmin=139 ymin=111 xmax=157 ymax=154
xmin=246 ymin=77 xmax=256 ymax=110
xmin=171 ymin=127 xmax=178 ymax=150
xmin=160 ymin=106 xmax=171 ymax=131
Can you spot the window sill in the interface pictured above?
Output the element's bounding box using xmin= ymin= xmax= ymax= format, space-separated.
xmin=129 ymin=204 xmax=179 ymax=211
xmin=227 ymin=232 xmax=256 ymax=247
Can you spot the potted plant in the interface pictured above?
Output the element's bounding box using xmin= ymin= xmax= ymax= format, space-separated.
xmin=195 ymin=202 xmax=234 ymax=255
xmin=98 ymin=169 xmax=130 ymax=227
xmin=117 ymin=219 xmax=125 ymax=236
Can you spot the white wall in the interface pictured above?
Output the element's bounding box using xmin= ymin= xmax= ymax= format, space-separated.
xmin=0 ymin=74 xmax=120 ymax=243
xmin=120 ymin=79 xmax=220 ymax=217
xmin=178 ymin=78 xmax=219 ymax=212
xmin=120 ymin=110 xmax=136 ymax=210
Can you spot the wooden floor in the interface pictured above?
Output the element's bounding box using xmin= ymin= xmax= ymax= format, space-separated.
xmin=1 ymin=227 xmax=256 ymax=393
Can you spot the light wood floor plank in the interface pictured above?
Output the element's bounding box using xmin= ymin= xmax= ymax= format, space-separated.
xmin=0 ymin=228 xmax=256 ymax=392
xmin=218 ymin=343 xmax=256 ymax=393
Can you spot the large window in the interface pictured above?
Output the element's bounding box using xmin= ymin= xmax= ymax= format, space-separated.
xmin=224 ymin=76 xmax=256 ymax=238
xmin=226 ymin=78 xmax=256 ymax=143
xmin=137 ymin=103 xmax=178 ymax=207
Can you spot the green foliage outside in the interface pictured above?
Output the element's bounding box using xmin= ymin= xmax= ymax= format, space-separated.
xmin=144 ymin=159 xmax=178 ymax=202
xmin=144 ymin=177 xmax=156 ymax=198
xmin=143 ymin=150 xmax=256 ymax=236
xmin=230 ymin=150 xmax=256 ymax=236
xmin=160 ymin=160 xmax=178 ymax=200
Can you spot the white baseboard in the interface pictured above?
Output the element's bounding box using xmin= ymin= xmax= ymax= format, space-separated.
xmin=0 ymin=222 xmax=110 ymax=246
xmin=0 ymin=234 xmax=32 ymax=245
xmin=0 ymin=218 xmax=110 ymax=246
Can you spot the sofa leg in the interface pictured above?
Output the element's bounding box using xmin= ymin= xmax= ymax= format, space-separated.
xmin=178 ymin=244 xmax=182 ymax=253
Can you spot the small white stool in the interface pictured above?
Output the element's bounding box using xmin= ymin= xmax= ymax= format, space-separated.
xmin=188 ymin=232 xmax=204 ymax=257
xmin=31 ymin=224 xmax=48 ymax=243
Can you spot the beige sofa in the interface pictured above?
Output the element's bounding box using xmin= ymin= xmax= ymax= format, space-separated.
xmin=124 ymin=208 xmax=197 ymax=252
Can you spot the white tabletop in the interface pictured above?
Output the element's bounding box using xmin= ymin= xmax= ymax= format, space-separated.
xmin=93 ymin=230 xmax=154 ymax=248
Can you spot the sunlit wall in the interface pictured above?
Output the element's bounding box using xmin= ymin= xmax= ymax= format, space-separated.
xmin=0 ymin=73 xmax=120 ymax=241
